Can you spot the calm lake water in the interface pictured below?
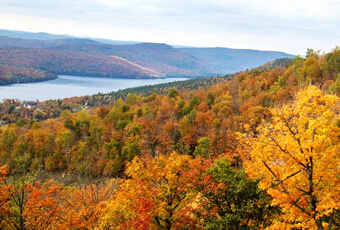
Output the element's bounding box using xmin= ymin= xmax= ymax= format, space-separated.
xmin=0 ymin=75 xmax=188 ymax=101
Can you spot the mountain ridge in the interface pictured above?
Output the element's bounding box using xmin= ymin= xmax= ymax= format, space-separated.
xmin=0 ymin=29 xmax=294 ymax=83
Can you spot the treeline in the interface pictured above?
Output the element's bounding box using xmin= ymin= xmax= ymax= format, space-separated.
xmin=106 ymin=57 xmax=294 ymax=100
xmin=0 ymin=47 xmax=339 ymax=229
xmin=105 ymin=75 xmax=233 ymax=100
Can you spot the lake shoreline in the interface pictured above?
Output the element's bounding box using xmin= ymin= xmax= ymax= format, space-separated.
xmin=0 ymin=75 xmax=189 ymax=102
xmin=0 ymin=72 xmax=57 ymax=86
xmin=0 ymin=74 xmax=196 ymax=86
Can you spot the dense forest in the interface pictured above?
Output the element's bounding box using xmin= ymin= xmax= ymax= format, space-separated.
xmin=0 ymin=47 xmax=339 ymax=229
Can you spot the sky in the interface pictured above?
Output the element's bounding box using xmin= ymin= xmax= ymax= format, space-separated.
xmin=0 ymin=0 xmax=339 ymax=55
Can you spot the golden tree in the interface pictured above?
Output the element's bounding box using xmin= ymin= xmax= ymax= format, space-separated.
xmin=240 ymin=86 xmax=340 ymax=229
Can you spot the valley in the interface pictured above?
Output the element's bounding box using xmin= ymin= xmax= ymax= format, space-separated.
xmin=0 ymin=30 xmax=293 ymax=85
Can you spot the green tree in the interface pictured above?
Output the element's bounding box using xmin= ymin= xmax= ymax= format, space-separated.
xmin=194 ymin=137 xmax=210 ymax=158
xmin=199 ymin=158 xmax=273 ymax=230
xmin=168 ymin=88 xmax=179 ymax=99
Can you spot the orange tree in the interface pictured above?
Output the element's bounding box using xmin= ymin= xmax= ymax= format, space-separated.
xmin=22 ymin=180 xmax=115 ymax=230
xmin=100 ymin=153 xmax=206 ymax=229
xmin=23 ymin=180 xmax=65 ymax=230
xmin=239 ymin=86 xmax=340 ymax=229
xmin=0 ymin=165 xmax=13 ymax=229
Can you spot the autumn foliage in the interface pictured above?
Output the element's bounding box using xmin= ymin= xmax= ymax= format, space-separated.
xmin=0 ymin=47 xmax=340 ymax=229
xmin=240 ymin=86 xmax=340 ymax=229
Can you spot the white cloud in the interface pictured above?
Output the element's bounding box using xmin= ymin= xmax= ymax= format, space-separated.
xmin=0 ymin=0 xmax=338 ymax=54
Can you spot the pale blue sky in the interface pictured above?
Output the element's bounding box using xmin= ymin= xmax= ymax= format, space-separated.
xmin=0 ymin=0 xmax=339 ymax=54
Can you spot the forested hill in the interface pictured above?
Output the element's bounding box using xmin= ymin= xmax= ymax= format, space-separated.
xmin=0 ymin=47 xmax=160 ymax=79
xmin=0 ymin=64 xmax=56 ymax=85
xmin=0 ymin=47 xmax=339 ymax=229
xmin=0 ymin=30 xmax=293 ymax=84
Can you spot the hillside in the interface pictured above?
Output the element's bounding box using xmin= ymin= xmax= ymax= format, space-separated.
xmin=0 ymin=47 xmax=339 ymax=229
xmin=0 ymin=30 xmax=294 ymax=82
xmin=0 ymin=47 xmax=159 ymax=79
xmin=52 ymin=42 xmax=206 ymax=77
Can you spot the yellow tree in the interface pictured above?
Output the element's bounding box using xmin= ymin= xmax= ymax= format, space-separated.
xmin=240 ymin=86 xmax=340 ymax=229
xmin=0 ymin=124 xmax=18 ymax=160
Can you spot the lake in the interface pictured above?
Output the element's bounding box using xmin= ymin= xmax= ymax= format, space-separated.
xmin=0 ymin=75 xmax=189 ymax=101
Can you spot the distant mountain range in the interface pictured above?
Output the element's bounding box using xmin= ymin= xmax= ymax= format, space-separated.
xmin=0 ymin=29 xmax=294 ymax=81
